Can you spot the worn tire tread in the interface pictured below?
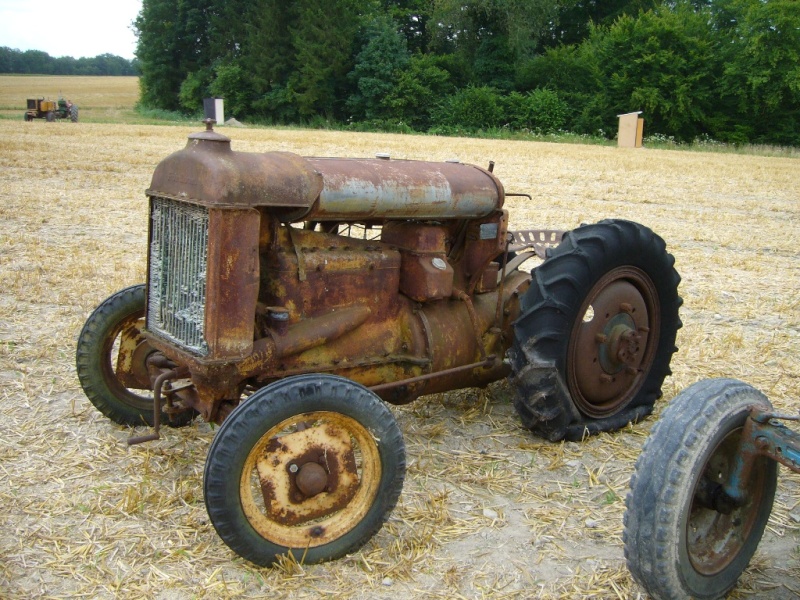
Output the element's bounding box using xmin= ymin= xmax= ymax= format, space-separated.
xmin=624 ymin=378 xmax=777 ymax=600
xmin=509 ymin=219 xmax=682 ymax=441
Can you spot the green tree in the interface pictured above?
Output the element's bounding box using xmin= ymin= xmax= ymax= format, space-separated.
xmin=209 ymin=63 xmax=254 ymax=118
xmin=584 ymin=6 xmax=720 ymax=141
xmin=346 ymin=16 xmax=410 ymax=120
xmin=385 ymin=53 xmax=455 ymax=129
xmin=717 ymin=0 xmax=800 ymax=145
xmin=551 ymin=1 xmax=660 ymax=47
xmin=382 ymin=0 xmax=432 ymax=54
xmin=136 ymin=0 xmax=248 ymax=110
xmin=287 ymin=0 xmax=363 ymax=120
xmin=135 ymin=0 xmax=189 ymax=109
xmin=431 ymin=0 xmax=562 ymax=62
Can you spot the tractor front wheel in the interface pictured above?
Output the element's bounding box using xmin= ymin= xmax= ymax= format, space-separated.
xmin=75 ymin=284 xmax=194 ymax=427
xmin=509 ymin=219 xmax=682 ymax=441
xmin=204 ymin=374 xmax=406 ymax=566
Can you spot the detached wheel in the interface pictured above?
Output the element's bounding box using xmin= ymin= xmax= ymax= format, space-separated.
xmin=624 ymin=378 xmax=777 ymax=600
xmin=509 ymin=219 xmax=682 ymax=441
xmin=75 ymin=284 xmax=193 ymax=427
xmin=204 ymin=374 xmax=406 ymax=566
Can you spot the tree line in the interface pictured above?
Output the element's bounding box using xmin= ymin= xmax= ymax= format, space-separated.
xmin=114 ymin=1 xmax=800 ymax=145
xmin=0 ymin=47 xmax=138 ymax=76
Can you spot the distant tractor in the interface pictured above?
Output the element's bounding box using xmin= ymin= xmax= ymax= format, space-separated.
xmin=24 ymin=97 xmax=78 ymax=122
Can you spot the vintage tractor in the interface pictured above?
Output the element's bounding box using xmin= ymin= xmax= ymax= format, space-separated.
xmin=624 ymin=378 xmax=800 ymax=599
xmin=24 ymin=97 xmax=78 ymax=122
xmin=76 ymin=121 xmax=682 ymax=565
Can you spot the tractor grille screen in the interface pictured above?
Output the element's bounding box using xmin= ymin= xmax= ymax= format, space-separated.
xmin=147 ymin=197 xmax=209 ymax=355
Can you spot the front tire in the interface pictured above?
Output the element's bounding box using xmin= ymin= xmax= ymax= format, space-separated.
xmin=509 ymin=219 xmax=682 ymax=441
xmin=204 ymin=374 xmax=406 ymax=566
xmin=624 ymin=378 xmax=778 ymax=600
xmin=75 ymin=284 xmax=193 ymax=427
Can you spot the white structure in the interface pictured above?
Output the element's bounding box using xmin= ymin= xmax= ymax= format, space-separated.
xmin=203 ymin=98 xmax=225 ymax=125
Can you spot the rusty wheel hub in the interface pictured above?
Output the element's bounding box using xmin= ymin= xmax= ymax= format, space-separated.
xmin=568 ymin=270 xmax=659 ymax=418
xmin=294 ymin=461 xmax=329 ymax=497
xmin=240 ymin=411 xmax=381 ymax=548
xmin=687 ymin=429 xmax=768 ymax=575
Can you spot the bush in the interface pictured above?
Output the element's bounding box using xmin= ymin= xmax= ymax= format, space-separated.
xmin=505 ymin=88 xmax=569 ymax=133
xmin=435 ymin=86 xmax=503 ymax=130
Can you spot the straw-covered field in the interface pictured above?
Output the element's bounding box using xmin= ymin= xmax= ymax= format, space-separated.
xmin=0 ymin=75 xmax=140 ymax=122
xmin=1 ymin=78 xmax=798 ymax=599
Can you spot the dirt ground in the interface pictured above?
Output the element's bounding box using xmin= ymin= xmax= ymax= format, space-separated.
xmin=0 ymin=119 xmax=798 ymax=599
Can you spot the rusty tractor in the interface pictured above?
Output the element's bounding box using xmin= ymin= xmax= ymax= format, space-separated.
xmin=625 ymin=378 xmax=800 ymax=599
xmin=76 ymin=121 xmax=682 ymax=565
xmin=25 ymin=97 xmax=78 ymax=122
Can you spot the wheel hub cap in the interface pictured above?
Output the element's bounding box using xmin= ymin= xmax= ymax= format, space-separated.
xmin=569 ymin=277 xmax=656 ymax=416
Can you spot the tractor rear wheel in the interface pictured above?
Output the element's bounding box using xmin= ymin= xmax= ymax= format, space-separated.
xmin=70 ymin=105 xmax=78 ymax=122
xmin=509 ymin=219 xmax=682 ymax=441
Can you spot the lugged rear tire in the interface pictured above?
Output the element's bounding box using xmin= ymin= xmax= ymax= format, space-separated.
xmin=509 ymin=219 xmax=682 ymax=441
xmin=624 ymin=378 xmax=778 ymax=600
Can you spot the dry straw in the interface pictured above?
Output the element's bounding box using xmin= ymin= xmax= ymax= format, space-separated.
xmin=0 ymin=112 xmax=797 ymax=599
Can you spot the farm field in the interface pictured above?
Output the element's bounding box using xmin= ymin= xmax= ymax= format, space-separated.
xmin=0 ymin=75 xmax=140 ymax=122
xmin=0 ymin=79 xmax=799 ymax=599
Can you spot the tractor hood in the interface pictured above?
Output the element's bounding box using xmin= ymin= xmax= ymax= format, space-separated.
xmin=147 ymin=124 xmax=505 ymax=221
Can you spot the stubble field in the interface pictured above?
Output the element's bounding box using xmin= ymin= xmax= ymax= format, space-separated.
xmin=0 ymin=76 xmax=798 ymax=599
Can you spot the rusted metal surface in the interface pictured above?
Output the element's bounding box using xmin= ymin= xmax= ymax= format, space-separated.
xmin=139 ymin=125 xmax=536 ymax=428
xmin=720 ymin=408 xmax=800 ymax=506
xmin=256 ymin=421 xmax=359 ymax=525
xmin=204 ymin=208 xmax=261 ymax=358
xmin=127 ymin=364 xmax=189 ymax=445
xmin=304 ymin=157 xmax=504 ymax=220
xmin=382 ymin=223 xmax=454 ymax=301
xmin=567 ymin=269 xmax=658 ymax=418
xmin=509 ymin=229 xmax=565 ymax=259
xmin=239 ymin=411 xmax=382 ymax=547
xmin=147 ymin=127 xmax=503 ymax=222
xmin=147 ymin=125 xmax=323 ymax=214
xmin=114 ymin=317 xmax=152 ymax=389
xmin=686 ymin=422 xmax=772 ymax=575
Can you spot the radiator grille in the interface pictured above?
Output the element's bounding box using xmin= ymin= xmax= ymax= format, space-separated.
xmin=147 ymin=197 xmax=209 ymax=355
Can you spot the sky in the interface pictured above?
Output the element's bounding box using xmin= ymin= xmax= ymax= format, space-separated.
xmin=0 ymin=0 xmax=141 ymax=59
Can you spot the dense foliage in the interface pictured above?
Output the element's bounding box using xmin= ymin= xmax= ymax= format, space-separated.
xmin=0 ymin=47 xmax=138 ymax=76
xmin=128 ymin=0 xmax=799 ymax=145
